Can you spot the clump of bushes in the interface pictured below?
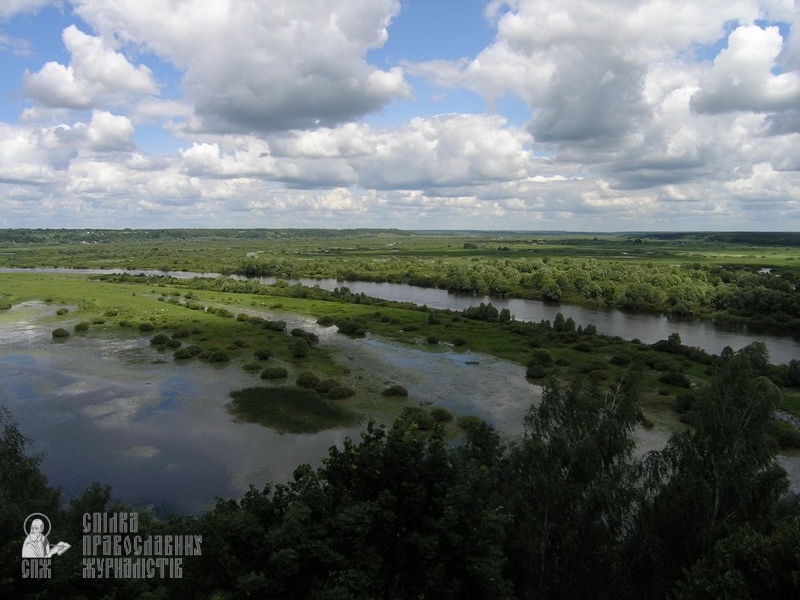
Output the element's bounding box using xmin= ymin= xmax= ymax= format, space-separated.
xmin=658 ymin=371 xmax=692 ymax=388
xmin=242 ymin=361 xmax=263 ymax=372
xmin=290 ymin=338 xmax=310 ymax=358
xmin=74 ymin=321 xmax=90 ymax=333
xmin=56 ymin=307 xmax=69 ymax=316
xmin=337 ymin=318 xmax=368 ymax=336
xmin=52 ymin=328 xmax=70 ymax=339
xmin=174 ymin=345 xmax=203 ymax=360
xmin=198 ymin=348 xmax=230 ymax=363
xmin=263 ymin=320 xmax=287 ymax=332
xmin=456 ymin=415 xmax=484 ymax=432
xmin=261 ymin=367 xmax=289 ymax=380
xmin=381 ymin=384 xmax=408 ymax=397
xmin=138 ymin=322 xmax=155 ymax=332
xmin=150 ymin=334 xmax=171 ymax=346
xmin=296 ymin=372 xmax=322 ymax=389
xmin=254 ymin=348 xmax=272 ymax=360
xmin=291 ymin=328 xmax=320 ymax=344
xmin=430 ymin=407 xmax=453 ymax=423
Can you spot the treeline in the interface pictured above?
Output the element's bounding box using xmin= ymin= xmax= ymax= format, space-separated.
xmin=2 ymin=345 xmax=799 ymax=599
xmin=239 ymin=255 xmax=800 ymax=327
xmin=0 ymin=228 xmax=405 ymax=245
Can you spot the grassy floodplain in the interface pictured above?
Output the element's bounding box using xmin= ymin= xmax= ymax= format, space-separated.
xmin=1 ymin=261 xmax=800 ymax=447
xmin=1 ymin=229 xmax=800 ymax=443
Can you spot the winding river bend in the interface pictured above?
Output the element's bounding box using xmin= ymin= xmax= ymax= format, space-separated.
xmin=1 ymin=268 xmax=799 ymax=514
xmin=3 ymin=267 xmax=799 ymax=364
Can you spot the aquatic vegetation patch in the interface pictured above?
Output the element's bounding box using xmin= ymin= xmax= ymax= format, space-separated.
xmin=227 ymin=386 xmax=359 ymax=433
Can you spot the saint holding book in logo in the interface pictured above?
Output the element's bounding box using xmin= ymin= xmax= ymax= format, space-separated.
xmin=22 ymin=514 xmax=70 ymax=558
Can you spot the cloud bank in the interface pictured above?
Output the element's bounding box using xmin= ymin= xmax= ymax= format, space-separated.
xmin=0 ymin=0 xmax=798 ymax=230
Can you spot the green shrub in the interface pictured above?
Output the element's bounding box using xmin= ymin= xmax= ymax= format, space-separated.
xmin=658 ymin=371 xmax=692 ymax=388
xmin=254 ymin=348 xmax=272 ymax=360
xmin=55 ymin=307 xmax=69 ymax=316
xmin=151 ymin=333 xmax=170 ymax=344
xmin=526 ymin=364 xmax=551 ymax=379
xmin=242 ymin=361 xmax=262 ymax=372
xmin=399 ymin=406 xmax=436 ymax=430
xmin=426 ymin=336 xmax=439 ymax=345
xmin=296 ymin=372 xmax=322 ymax=389
xmin=456 ymin=415 xmax=484 ymax=432
xmin=430 ymin=407 xmax=454 ymax=423
xmin=51 ymin=328 xmax=70 ymax=339
xmin=138 ymin=322 xmax=155 ymax=332
xmin=290 ymin=338 xmax=310 ymax=358
xmin=171 ymin=328 xmax=191 ymax=339
xmin=261 ymin=367 xmax=288 ymax=380
xmin=325 ymin=385 xmax=355 ymax=400
xmin=381 ymin=384 xmax=408 ymax=397
xmin=451 ymin=337 xmax=467 ymax=347
xmin=174 ymin=345 xmax=203 ymax=360
xmin=74 ymin=321 xmax=90 ymax=332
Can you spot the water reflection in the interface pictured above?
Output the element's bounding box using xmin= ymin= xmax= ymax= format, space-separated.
xmin=0 ymin=302 xmax=537 ymax=514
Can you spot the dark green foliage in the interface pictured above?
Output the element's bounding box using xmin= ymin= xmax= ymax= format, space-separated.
xmin=430 ymin=407 xmax=454 ymax=423
xmin=51 ymin=327 xmax=69 ymax=338
xmin=253 ymin=348 xmax=272 ymax=360
xmin=289 ymin=337 xmax=310 ymax=358
xmin=261 ymin=366 xmax=288 ymax=379
xmin=336 ymin=318 xmax=368 ymax=336
xmin=296 ymin=371 xmax=322 ymax=389
xmin=525 ymin=364 xmax=550 ymax=379
xmin=138 ymin=322 xmax=155 ymax=332
xmin=381 ymin=384 xmax=408 ymax=397
xmin=73 ymin=321 xmax=90 ymax=332
xmin=502 ymin=373 xmax=646 ymax=600
xmin=174 ymin=344 xmax=203 ymax=359
xmin=324 ymin=385 xmax=355 ymax=400
xmin=226 ymin=386 xmax=357 ymax=433
xmin=199 ymin=348 xmax=230 ymax=362
xmin=184 ymin=419 xmax=510 ymax=598
xmin=627 ymin=343 xmax=789 ymax=597
xmin=263 ymin=319 xmax=287 ymax=331
xmin=242 ymin=361 xmax=262 ymax=372
xmin=658 ymin=371 xmax=692 ymax=388
xmin=456 ymin=414 xmax=484 ymax=432
xmin=451 ymin=336 xmax=467 ymax=346
xmin=426 ymin=335 xmax=439 ymax=344
xmin=150 ymin=333 xmax=171 ymax=346
xmin=462 ymin=302 xmax=500 ymax=322
xmin=398 ymin=406 xmax=436 ymax=430
xmin=55 ymin=307 xmax=68 ymax=315
xmin=676 ymin=517 xmax=800 ymax=599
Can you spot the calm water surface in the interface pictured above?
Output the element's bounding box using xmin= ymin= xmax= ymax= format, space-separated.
xmin=0 ymin=302 xmax=536 ymax=513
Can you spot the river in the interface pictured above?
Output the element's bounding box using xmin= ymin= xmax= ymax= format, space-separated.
xmin=2 ymin=267 xmax=798 ymax=364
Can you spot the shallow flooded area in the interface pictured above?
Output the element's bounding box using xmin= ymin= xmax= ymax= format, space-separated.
xmin=0 ymin=302 xmax=538 ymax=513
xmin=2 ymin=301 xmax=797 ymax=514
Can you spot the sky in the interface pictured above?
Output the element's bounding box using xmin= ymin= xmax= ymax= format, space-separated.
xmin=0 ymin=0 xmax=799 ymax=231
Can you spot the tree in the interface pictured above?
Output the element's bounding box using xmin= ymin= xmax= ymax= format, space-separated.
xmin=628 ymin=343 xmax=789 ymax=597
xmin=502 ymin=373 xmax=646 ymax=600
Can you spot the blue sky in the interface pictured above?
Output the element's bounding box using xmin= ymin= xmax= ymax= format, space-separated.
xmin=0 ymin=0 xmax=799 ymax=230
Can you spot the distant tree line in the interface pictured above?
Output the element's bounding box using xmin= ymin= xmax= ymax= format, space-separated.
xmin=2 ymin=344 xmax=798 ymax=599
xmin=237 ymin=255 xmax=800 ymax=328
